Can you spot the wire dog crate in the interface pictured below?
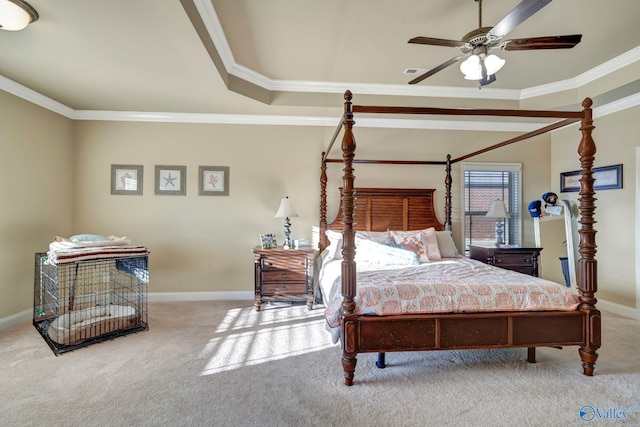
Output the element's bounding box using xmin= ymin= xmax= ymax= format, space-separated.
xmin=33 ymin=252 xmax=149 ymax=355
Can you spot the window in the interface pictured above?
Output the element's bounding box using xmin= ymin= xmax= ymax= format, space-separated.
xmin=461 ymin=162 xmax=521 ymax=252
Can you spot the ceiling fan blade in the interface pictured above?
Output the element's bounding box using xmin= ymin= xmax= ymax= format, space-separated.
xmin=408 ymin=56 xmax=464 ymax=85
xmin=488 ymin=0 xmax=552 ymax=38
xmin=408 ymin=36 xmax=466 ymax=48
xmin=502 ymin=34 xmax=582 ymax=51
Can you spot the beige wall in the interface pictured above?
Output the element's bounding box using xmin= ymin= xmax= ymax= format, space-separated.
xmin=1 ymin=87 xmax=637 ymax=321
xmin=73 ymin=121 xmax=325 ymax=294
xmin=0 ymin=91 xmax=74 ymax=318
xmin=551 ymin=105 xmax=639 ymax=308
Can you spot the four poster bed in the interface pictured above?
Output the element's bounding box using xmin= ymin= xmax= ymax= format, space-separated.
xmin=318 ymin=91 xmax=600 ymax=386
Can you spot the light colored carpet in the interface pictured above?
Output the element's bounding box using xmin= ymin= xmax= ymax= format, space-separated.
xmin=0 ymin=301 xmax=638 ymax=427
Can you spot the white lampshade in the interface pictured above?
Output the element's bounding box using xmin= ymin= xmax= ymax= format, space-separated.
xmin=485 ymin=200 xmax=509 ymax=218
xmin=460 ymin=53 xmax=505 ymax=81
xmin=274 ymin=197 xmax=298 ymax=219
xmin=460 ymin=55 xmax=482 ymax=80
xmin=484 ymin=54 xmax=505 ymax=75
xmin=0 ymin=0 xmax=38 ymax=31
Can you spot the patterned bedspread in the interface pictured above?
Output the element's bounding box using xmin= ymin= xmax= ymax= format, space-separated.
xmin=322 ymin=257 xmax=579 ymax=330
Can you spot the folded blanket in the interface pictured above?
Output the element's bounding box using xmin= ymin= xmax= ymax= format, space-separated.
xmin=47 ymin=237 xmax=149 ymax=264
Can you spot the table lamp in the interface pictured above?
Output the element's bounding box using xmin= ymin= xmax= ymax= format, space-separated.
xmin=274 ymin=196 xmax=298 ymax=249
xmin=485 ymin=199 xmax=509 ymax=247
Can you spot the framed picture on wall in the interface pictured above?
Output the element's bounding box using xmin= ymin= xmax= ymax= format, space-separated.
xmin=155 ymin=165 xmax=186 ymax=196
xmin=560 ymin=164 xmax=623 ymax=192
xmin=198 ymin=166 xmax=230 ymax=196
xmin=111 ymin=164 xmax=143 ymax=195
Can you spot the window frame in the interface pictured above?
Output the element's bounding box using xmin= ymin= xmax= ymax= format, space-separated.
xmin=460 ymin=162 xmax=522 ymax=252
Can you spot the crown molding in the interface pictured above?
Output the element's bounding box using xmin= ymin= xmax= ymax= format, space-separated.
xmin=72 ymin=109 xmax=540 ymax=132
xmin=0 ymin=75 xmax=74 ymax=118
xmin=593 ymin=92 xmax=640 ymax=118
xmin=521 ymin=46 xmax=640 ymax=99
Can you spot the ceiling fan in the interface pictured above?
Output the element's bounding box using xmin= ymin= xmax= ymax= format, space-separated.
xmin=407 ymin=0 xmax=582 ymax=86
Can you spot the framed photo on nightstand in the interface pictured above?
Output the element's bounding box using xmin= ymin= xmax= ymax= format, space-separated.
xmin=260 ymin=234 xmax=277 ymax=249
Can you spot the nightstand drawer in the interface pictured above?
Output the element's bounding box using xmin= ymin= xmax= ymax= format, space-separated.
xmin=261 ymin=256 xmax=307 ymax=271
xmin=262 ymin=269 xmax=306 ymax=282
xmin=494 ymin=254 xmax=534 ymax=266
xmin=262 ymin=283 xmax=307 ymax=296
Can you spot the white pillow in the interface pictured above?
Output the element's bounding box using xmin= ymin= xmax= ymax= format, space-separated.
xmin=325 ymin=229 xmax=392 ymax=261
xmin=355 ymin=240 xmax=419 ymax=265
xmin=435 ymin=230 xmax=459 ymax=257
xmin=355 ymin=230 xmax=392 ymax=244
xmin=324 ymin=230 xmax=343 ymax=260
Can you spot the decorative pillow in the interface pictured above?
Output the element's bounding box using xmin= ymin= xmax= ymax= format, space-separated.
xmin=423 ymin=228 xmax=442 ymax=261
xmin=381 ymin=243 xmax=420 ymax=265
xmin=435 ymin=230 xmax=459 ymax=257
xmin=69 ymin=234 xmax=109 ymax=243
xmin=355 ymin=230 xmax=393 ymax=244
xmin=354 ymin=240 xmax=419 ymax=265
xmin=391 ymin=231 xmax=429 ymax=263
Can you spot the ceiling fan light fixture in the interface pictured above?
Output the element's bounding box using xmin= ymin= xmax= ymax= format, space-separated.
xmin=484 ymin=54 xmax=505 ymax=75
xmin=460 ymin=55 xmax=482 ymax=80
xmin=460 ymin=53 xmax=505 ymax=81
xmin=0 ymin=0 xmax=38 ymax=31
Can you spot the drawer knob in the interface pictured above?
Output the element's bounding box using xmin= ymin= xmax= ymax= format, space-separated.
xmin=281 ymin=273 xmax=287 ymax=279
xmin=280 ymin=286 xmax=287 ymax=291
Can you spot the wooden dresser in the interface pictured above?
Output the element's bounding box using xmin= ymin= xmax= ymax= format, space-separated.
xmin=469 ymin=244 xmax=542 ymax=277
xmin=252 ymin=247 xmax=315 ymax=311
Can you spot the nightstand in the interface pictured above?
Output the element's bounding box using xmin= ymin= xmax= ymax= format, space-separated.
xmin=469 ymin=244 xmax=542 ymax=277
xmin=252 ymin=247 xmax=315 ymax=311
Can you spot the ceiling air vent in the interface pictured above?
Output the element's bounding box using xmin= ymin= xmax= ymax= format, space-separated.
xmin=403 ymin=68 xmax=427 ymax=75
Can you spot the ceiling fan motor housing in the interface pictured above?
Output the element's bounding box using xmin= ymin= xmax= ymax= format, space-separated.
xmin=462 ymin=26 xmax=494 ymax=45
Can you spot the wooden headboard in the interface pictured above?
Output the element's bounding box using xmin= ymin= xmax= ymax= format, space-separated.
xmin=327 ymin=188 xmax=445 ymax=232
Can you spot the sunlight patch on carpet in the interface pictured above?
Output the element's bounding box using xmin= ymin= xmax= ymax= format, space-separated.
xmin=200 ymin=305 xmax=334 ymax=376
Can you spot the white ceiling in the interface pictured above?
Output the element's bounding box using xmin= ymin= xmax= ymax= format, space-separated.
xmin=0 ymin=0 xmax=639 ymax=120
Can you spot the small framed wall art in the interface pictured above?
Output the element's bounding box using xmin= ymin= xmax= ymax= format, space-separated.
xmin=155 ymin=165 xmax=186 ymax=196
xmin=111 ymin=164 xmax=143 ymax=195
xmin=560 ymin=164 xmax=623 ymax=192
xmin=199 ymin=166 xmax=230 ymax=196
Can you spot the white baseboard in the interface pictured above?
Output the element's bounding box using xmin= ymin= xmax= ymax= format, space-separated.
xmin=148 ymin=291 xmax=253 ymax=302
xmin=0 ymin=309 xmax=32 ymax=332
xmin=595 ymin=298 xmax=639 ymax=320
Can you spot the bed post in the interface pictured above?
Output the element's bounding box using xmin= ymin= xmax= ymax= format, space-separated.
xmin=445 ymin=154 xmax=452 ymax=231
xmin=319 ymin=153 xmax=328 ymax=251
xmin=340 ymin=90 xmax=358 ymax=386
xmin=576 ymin=97 xmax=601 ymax=376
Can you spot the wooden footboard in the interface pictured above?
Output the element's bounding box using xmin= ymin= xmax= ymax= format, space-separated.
xmin=340 ymin=311 xmax=586 ymax=385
